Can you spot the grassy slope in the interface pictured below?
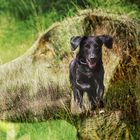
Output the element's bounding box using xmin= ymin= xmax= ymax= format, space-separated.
xmin=0 ymin=0 xmax=139 ymax=140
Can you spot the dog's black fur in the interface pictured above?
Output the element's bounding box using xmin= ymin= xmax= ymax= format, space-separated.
xmin=69 ymin=35 xmax=113 ymax=109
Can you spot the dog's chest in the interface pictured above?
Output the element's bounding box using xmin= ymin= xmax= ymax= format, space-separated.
xmin=76 ymin=66 xmax=98 ymax=90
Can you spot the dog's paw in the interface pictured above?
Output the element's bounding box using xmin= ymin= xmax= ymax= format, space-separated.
xmin=99 ymin=109 xmax=105 ymax=115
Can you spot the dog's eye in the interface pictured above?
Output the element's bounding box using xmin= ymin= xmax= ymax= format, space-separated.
xmin=94 ymin=45 xmax=99 ymax=49
xmin=85 ymin=45 xmax=90 ymax=48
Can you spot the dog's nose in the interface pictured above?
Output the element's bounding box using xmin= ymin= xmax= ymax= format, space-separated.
xmin=90 ymin=57 xmax=96 ymax=62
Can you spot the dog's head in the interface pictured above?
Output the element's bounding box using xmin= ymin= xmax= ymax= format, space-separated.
xmin=70 ymin=35 xmax=113 ymax=69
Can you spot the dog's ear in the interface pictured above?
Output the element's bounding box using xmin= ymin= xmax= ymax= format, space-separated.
xmin=99 ymin=35 xmax=113 ymax=49
xmin=70 ymin=36 xmax=82 ymax=51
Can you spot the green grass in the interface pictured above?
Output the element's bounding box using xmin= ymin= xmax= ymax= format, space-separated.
xmin=85 ymin=0 xmax=140 ymax=18
xmin=0 ymin=16 xmax=36 ymax=64
xmin=0 ymin=0 xmax=140 ymax=140
xmin=0 ymin=10 xmax=65 ymax=64
xmin=0 ymin=120 xmax=77 ymax=140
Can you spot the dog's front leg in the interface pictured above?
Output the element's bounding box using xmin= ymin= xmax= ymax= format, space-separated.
xmin=88 ymin=90 xmax=97 ymax=110
xmin=70 ymin=85 xmax=84 ymax=114
xmin=72 ymin=87 xmax=83 ymax=107
xmin=96 ymin=71 xmax=105 ymax=108
xmin=96 ymin=83 xmax=104 ymax=107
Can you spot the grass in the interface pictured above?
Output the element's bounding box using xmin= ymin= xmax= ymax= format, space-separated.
xmin=0 ymin=15 xmax=36 ymax=64
xmin=0 ymin=0 xmax=139 ymax=64
xmin=0 ymin=120 xmax=77 ymax=140
xmin=85 ymin=0 xmax=140 ymax=18
xmin=0 ymin=0 xmax=140 ymax=140
xmin=0 ymin=9 xmax=65 ymax=64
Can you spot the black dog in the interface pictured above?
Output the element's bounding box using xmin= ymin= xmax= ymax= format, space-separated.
xmin=69 ymin=35 xmax=113 ymax=110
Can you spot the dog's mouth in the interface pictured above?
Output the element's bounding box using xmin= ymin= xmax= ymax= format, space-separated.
xmin=86 ymin=58 xmax=97 ymax=69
